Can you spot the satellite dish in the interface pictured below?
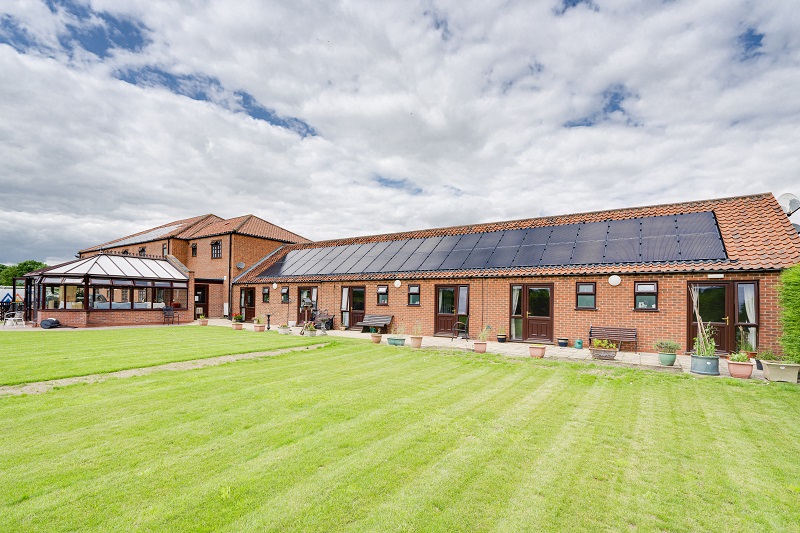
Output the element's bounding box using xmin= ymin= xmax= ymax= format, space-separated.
xmin=778 ymin=193 xmax=800 ymax=216
xmin=236 ymin=262 xmax=245 ymax=269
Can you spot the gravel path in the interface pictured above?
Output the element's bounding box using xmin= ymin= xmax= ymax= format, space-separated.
xmin=0 ymin=344 xmax=325 ymax=397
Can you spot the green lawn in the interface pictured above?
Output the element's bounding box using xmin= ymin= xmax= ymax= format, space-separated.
xmin=1 ymin=334 xmax=799 ymax=532
xmin=0 ymin=327 xmax=324 ymax=385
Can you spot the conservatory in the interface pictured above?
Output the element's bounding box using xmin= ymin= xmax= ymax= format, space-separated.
xmin=23 ymin=253 xmax=191 ymax=327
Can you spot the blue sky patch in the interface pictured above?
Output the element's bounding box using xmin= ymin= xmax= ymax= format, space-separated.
xmin=564 ymin=84 xmax=637 ymax=128
xmin=374 ymin=175 xmax=423 ymax=195
xmin=0 ymin=15 xmax=39 ymax=54
xmin=555 ymin=0 xmax=598 ymax=16
xmin=115 ymin=67 xmax=317 ymax=137
xmin=738 ymin=27 xmax=764 ymax=60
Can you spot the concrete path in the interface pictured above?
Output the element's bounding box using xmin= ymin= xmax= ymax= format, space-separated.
xmin=218 ymin=319 xmax=764 ymax=380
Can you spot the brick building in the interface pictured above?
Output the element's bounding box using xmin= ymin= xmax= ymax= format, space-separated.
xmin=233 ymin=193 xmax=800 ymax=354
xmin=77 ymin=214 xmax=309 ymax=319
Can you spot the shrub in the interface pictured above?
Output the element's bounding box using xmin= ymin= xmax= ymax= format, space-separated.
xmin=654 ymin=339 xmax=680 ymax=354
xmin=779 ymin=264 xmax=800 ymax=364
xmin=729 ymin=352 xmax=750 ymax=363
xmin=592 ymin=339 xmax=617 ymax=350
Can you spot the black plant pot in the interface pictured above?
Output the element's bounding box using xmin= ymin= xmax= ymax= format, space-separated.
xmin=497 ymin=335 xmax=507 ymax=343
xmin=755 ymin=358 xmax=763 ymax=370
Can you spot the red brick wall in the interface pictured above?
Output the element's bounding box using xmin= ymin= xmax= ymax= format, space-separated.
xmin=243 ymin=270 xmax=783 ymax=354
xmin=35 ymin=308 xmax=190 ymax=328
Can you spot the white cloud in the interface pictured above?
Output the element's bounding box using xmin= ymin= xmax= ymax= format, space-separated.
xmin=0 ymin=0 xmax=799 ymax=264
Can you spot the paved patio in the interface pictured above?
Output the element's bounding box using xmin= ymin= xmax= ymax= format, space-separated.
xmin=205 ymin=319 xmax=766 ymax=380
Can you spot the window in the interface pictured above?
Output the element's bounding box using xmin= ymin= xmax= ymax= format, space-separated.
xmin=408 ymin=284 xmax=420 ymax=305
xmin=162 ymin=244 xmax=167 ymax=257
xmin=262 ymin=287 xmax=270 ymax=303
xmin=634 ymin=282 xmax=658 ymax=310
xmin=281 ymin=286 xmax=289 ymax=303
xmin=211 ymin=240 xmax=222 ymax=259
xmin=576 ymin=282 xmax=596 ymax=309
xmin=191 ymin=244 xmax=197 ymax=257
xmin=138 ymin=247 xmax=146 ymax=256
xmin=377 ymin=285 xmax=388 ymax=305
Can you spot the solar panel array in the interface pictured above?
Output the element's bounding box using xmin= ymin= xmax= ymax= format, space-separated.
xmin=258 ymin=212 xmax=726 ymax=278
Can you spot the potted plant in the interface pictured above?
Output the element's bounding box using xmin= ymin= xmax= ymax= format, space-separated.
xmin=496 ymin=325 xmax=507 ymax=343
xmin=474 ymin=325 xmax=491 ymax=354
xmin=759 ymin=351 xmax=800 ymax=383
xmin=556 ymin=337 xmax=568 ymax=347
xmin=197 ymin=314 xmax=208 ymax=326
xmin=253 ymin=315 xmax=266 ymax=332
xmin=529 ymin=344 xmax=546 ymax=358
xmin=278 ymin=324 xmax=290 ymax=335
xmin=410 ymin=321 xmax=423 ymax=349
xmin=303 ymin=322 xmax=316 ymax=337
xmin=589 ymin=338 xmax=618 ymax=360
xmin=654 ymin=339 xmax=680 ymax=366
xmin=231 ymin=313 xmax=244 ymax=330
xmin=370 ymin=326 xmax=382 ymax=344
xmin=690 ymin=323 xmax=719 ymax=375
xmin=728 ymin=351 xmax=754 ymax=379
xmin=388 ymin=323 xmax=406 ymax=346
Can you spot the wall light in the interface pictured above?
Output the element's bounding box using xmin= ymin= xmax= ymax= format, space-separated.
xmin=394 ymin=279 xmax=402 ymax=288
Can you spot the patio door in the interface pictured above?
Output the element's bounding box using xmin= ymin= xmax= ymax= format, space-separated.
xmin=510 ymin=284 xmax=553 ymax=342
xmin=435 ymin=285 xmax=469 ymax=335
xmin=340 ymin=286 xmax=365 ymax=328
xmin=194 ymin=284 xmax=208 ymax=319
xmin=297 ymin=286 xmax=317 ymax=324
xmin=240 ymin=287 xmax=255 ymax=321
xmin=688 ymin=282 xmax=759 ymax=353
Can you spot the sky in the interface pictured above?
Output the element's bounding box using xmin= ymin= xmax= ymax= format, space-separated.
xmin=1 ymin=0 xmax=799 ymax=265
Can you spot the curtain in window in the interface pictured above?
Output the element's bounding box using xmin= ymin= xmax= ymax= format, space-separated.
xmin=457 ymin=286 xmax=468 ymax=315
xmin=511 ymin=287 xmax=521 ymax=339
xmin=341 ymin=287 xmax=349 ymax=311
xmin=742 ymin=283 xmax=757 ymax=349
xmin=311 ymin=288 xmax=318 ymax=309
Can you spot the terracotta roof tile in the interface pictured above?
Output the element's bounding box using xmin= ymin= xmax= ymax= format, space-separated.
xmin=235 ymin=193 xmax=800 ymax=284
xmin=185 ymin=214 xmax=310 ymax=243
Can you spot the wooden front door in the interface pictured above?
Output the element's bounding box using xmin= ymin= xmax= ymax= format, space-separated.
xmin=194 ymin=284 xmax=208 ymax=318
xmin=510 ymin=284 xmax=553 ymax=342
xmin=240 ymin=288 xmax=255 ymax=321
xmin=435 ymin=285 xmax=469 ymax=335
xmin=340 ymin=286 xmax=365 ymax=328
xmin=688 ymin=282 xmax=734 ymax=353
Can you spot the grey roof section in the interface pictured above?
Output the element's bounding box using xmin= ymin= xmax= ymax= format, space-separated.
xmin=101 ymin=224 xmax=182 ymax=249
xmin=30 ymin=254 xmax=189 ymax=281
xmin=794 ymin=223 xmax=800 ymax=234
xmin=258 ymin=211 xmax=727 ymax=279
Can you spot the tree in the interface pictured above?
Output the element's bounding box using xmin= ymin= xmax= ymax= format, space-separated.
xmin=779 ymin=264 xmax=800 ymax=363
xmin=0 ymin=260 xmax=48 ymax=286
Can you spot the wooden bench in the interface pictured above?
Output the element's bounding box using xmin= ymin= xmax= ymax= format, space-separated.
xmin=588 ymin=325 xmax=638 ymax=352
xmin=355 ymin=314 xmax=393 ymax=333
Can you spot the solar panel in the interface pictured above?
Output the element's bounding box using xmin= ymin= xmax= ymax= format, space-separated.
xmin=346 ymin=242 xmax=389 ymax=273
xmin=678 ymin=234 xmax=726 ymax=260
xmin=641 ymin=216 xmax=677 ymax=238
xmin=576 ymin=221 xmax=609 ymax=242
xmin=497 ymin=229 xmax=527 ymax=247
xmin=512 ymin=245 xmax=545 ymax=267
xmin=363 ymin=240 xmax=407 ymax=272
xmin=571 ymin=240 xmax=606 ymax=265
xmin=677 ymin=212 xmax=718 ymax=235
xmin=453 ymin=233 xmax=481 ymax=250
xmin=255 ymin=210 xmax=726 ymax=278
xmin=540 ymin=242 xmax=574 ymax=265
xmin=522 ymin=227 xmax=551 ymax=245
xmin=485 ymin=246 xmax=518 ymax=268
xmin=604 ymin=238 xmax=640 ymax=263
xmin=418 ymin=250 xmax=450 ymax=271
xmin=641 ymin=236 xmax=681 ymax=262
xmin=548 ymin=224 xmax=580 ymax=244
xmin=461 ymin=247 xmax=495 ymax=269
xmin=439 ymin=249 xmax=471 ymax=270
xmin=607 ymin=219 xmax=640 ymax=240
xmin=475 ymin=231 xmax=503 ymax=249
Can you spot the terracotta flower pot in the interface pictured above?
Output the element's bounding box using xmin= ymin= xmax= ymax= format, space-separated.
xmin=198 ymin=319 xmax=208 ymax=326
xmin=254 ymin=324 xmax=265 ymax=332
xmin=232 ymin=323 xmax=243 ymax=330
xmin=529 ymin=345 xmax=546 ymax=358
xmin=410 ymin=335 xmax=423 ymax=349
xmin=371 ymin=333 xmax=382 ymax=344
xmin=474 ymin=341 xmax=487 ymax=353
xmin=727 ymin=360 xmax=753 ymax=379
